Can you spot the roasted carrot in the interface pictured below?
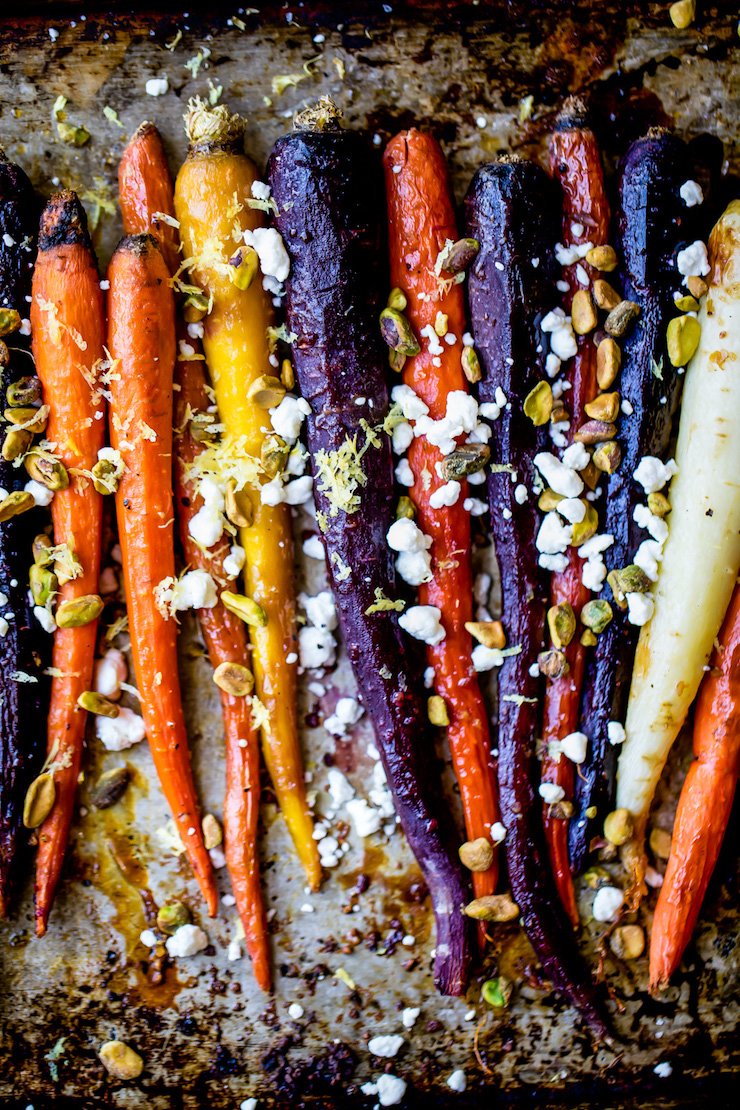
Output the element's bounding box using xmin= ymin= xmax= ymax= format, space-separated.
xmin=118 ymin=119 xmax=270 ymax=988
xmin=174 ymin=354 xmax=270 ymax=989
xmin=107 ymin=233 xmax=217 ymax=916
xmin=175 ymin=99 xmax=320 ymax=890
xmin=383 ymin=129 xmax=500 ymax=911
xmin=541 ymin=100 xmax=611 ymax=926
xmin=31 ymin=191 xmax=106 ymax=935
xmin=649 ymin=583 xmax=740 ymax=990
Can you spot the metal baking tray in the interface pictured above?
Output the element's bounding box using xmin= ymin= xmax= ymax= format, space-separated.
xmin=0 ymin=3 xmax=737 ymax=1107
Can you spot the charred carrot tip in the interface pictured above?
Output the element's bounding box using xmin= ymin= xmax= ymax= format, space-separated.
xmin=38 ymin=189 xmax=92 ymax=251
xmin=114 ymin=232 xmax=161 ymax=256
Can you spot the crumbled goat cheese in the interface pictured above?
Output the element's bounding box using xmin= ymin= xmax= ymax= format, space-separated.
xmin=679 ymin=180 xmax=703 ymax=207
xmin=536 ymin=511 xmax=573 ymax=556
xmin=25 ymin=479 xmax=54 ymax=507
xmin=300 ymin=590 xmax=337 ymax=630
xmin=561 ymin=442 xmax=590 ymax=471
xmin=676 ymin=240 xmax=710 ymax=283
xmin=414 ymin=391 xmax=479 ymax=456
xmin=251 ymin=180 xmax=271 ymax=201
xmin=398 ymin=605 xmax=445 ymax=646
xmin=467 ymin=469 xmax=486 ymax=486
xmin=472 ymin=645 xmax=504 ymax=672
xmin=578 ymin=533 xmax=614 ymax=559
xmin=545 ymin=353 xmax=561 ymax=378
xmin=165 ymin=923 xmax=209 ymax=958
xmin=633 ymin=455 xmax=677 ymax=494
xmin=607 ymin=721 xmax=626 ymax=746
xmin=170 ymin=569 xmax=218 ymax=612
xmin=634 ymin=539 xmax=663 ymax=582
xmin=391 ymin=383 xmax=430 ymax=421
xmin=146 ymin=76 xmax=169 ymax=96
xmin=539 ymin=782 xmax=565 ymax=804
xmin=0 ymin=617 xmax=8 ymax=638
xmin=429 ymin=480 xmax=461 ymax=508
xmin=395 ymin=458 xmax=415 ymax=487
xmin=388 ymin=518 xmax=433 ymax=586
xmin=188 ymin=476 xmax=225 ymax=548
xmin=327 ymin=767 xmax=355 ymax=808
xmin=392 ymin=421 xmax=414 ymax=454
xmin=447 ymin=1070 xmax=467 ymax=1093
xmin=626 ymin=591 xmax=655 ymax=626
xmin=401 ymin=1007 xmax=420 ymax=1029
xmin=288 ymin=1002 xmax=304 ymax=1020
xmin=244 ymin=226 xmax=290 ymax=282
xmin=94 ymin=648 xmax=127 ymax=699
xmin=582 ymin=556 xmax=607 ymax=593
xmin=346 ymin=797 xmax=382 ymax=838
xmin=534 ymin=452 xmax=584 ymax=497
xmin=514 ymin=483 xmax=528 ymax=504
xmin=554 ymin=240 xmax=593 ymax=267
xmin=557 ymin=497 xmax=586 ymax=524
xmin=463 ymin=497 xmax=488 ymax=516
xmin=96 ymin=707 xmax=146 ymax=751
xmin=222 ymin=544 xmax=246 ymax=579
xmin=368 ymin=1075 xmax=408 ymax=1107
xmin=324 ymin=696 xmax=364 ymax=737
xmin=560 ymin=731 xmax=588 ymax=763
xmin=540 ymin=552 xmax=569 ymax=573
xmin=592 ymin=885 xmax=624 ymax=922
xmin=490 ymin=822 xmax=507 ymax=844
xmin=368 ymin=1035 xmax=405 ymax=1059
xmin=633 ymin=504 xmax=669 ymax=544
xmin=420 ymin=323 xmax=444 ymax=356
xmin=654 ymin=1062 xmax=673 ymax=1079
xmin=302 ymin=534 xmax=324 ymax=560
xmin=283 ymin=475 xmax=314 ymax=506
xmin=34 ymin=606 xmax=56 ymax=633
xmin=298 ymin=626 xmax=336 ymax=670
xmin=140 ymin=929 xmax=158 ymax=948
xmin=396 ymin=549 xmax=433 ymax=586
xmin=270 ymin=395 xmax=311 ymax=442
xmin=541 ymin=307 xmax=578 ymax=360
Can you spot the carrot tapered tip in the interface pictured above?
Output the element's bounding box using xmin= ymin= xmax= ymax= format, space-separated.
xmin=38 ymin=189 xmax=92 ymax=252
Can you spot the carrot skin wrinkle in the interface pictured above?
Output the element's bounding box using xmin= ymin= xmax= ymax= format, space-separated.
xmin=465 ymin=157 xmax=609 ymax=1039
xmin=572 ymin=131 xmax=702 ymax=872
xmin=541 ymin=112 xmax=611 ymax=927
xmin=650 ymin=584 xmax=740 ymax=989
xmin=269 ymin=127 xmax=473 ymax=996
xmin=107 ymin=234 xmax=217 ymax=916
xmin=0 ymin=152 xmax=49 ymax=916
xmin=32 ymin=191 xmax=106 ymax=935
xmin=384 ymin=129 xmax=500 ymax=917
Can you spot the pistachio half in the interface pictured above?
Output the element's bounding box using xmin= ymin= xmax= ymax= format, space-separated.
xmin=212 ymin=660 xmax=254 ymax=697
xmin=0 ymin=490 xmax=35 ymax=522
xmin=77 ymin=690 xmax=120 ymax=718
xmin=221 ymin=591 xmax=267 ymax=627
xmin=379 ymin=308 xmax=420 ymax=356
xmin=55 ymin=594 xmax=104 ymax=628
xmin=459 ymin=837 xmax=494 ymax=872
xmin=523 ymin=380 xmax=553 ymax=426
xmin=23 ymin=772 xmax=56 ymax=828
xmin=441 ymin=442 xmax=490 ymax=479
xmin=24 ymin=450 xmax=69 ymax=491
xmin=463 ymin=893 xmax=519 ymax=922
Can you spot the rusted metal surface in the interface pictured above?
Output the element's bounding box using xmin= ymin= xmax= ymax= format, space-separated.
xmin=0 ymin=4 xmax=738 ymax=1107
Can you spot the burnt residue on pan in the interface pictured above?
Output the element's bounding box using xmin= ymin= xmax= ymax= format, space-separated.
xmin=0 ymin=2 xmax=738 ymax=1108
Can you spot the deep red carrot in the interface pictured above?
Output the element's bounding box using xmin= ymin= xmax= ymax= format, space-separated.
xmin=107 ymin=232 xmax=217 ymax=916
xmin=649 ymin=587 xmax=740 ymax=989
xmin=384 ymin=129 xmax=500 ymax=914
xmin=541 ymin=100 xmax=610 ymax=926
xmin=31 ymin=191 xmax=106 ymax=935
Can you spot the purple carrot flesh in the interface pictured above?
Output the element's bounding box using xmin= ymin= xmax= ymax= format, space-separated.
xmin=268 ymin=104 xmax=473 ymax=996
xmin=465 ymin=155 xmax=609 ymax=1039
xmin=0 ymin=150 xmax=49 ymax=916
xmin=571 ymin=130 xmax=699 ymax=871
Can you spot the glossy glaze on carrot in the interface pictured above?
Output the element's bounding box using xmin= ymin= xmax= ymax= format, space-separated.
xmin=384 ymin=129 xmax=499 ymax=908
xmin=541 ymin=101 xmax=610 ymax=926
xmin=31 ymin=191 xmax=106 ymax=934
xmin=107 ymin=233 xmax=217 ymax=916
xmin=118 ymin=121 xmax=180 ymax=276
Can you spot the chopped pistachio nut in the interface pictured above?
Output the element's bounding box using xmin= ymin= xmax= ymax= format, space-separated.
xmin=537 ymin=487 xmax=564 ymax=512
xmin=24 ymin=450 xmax=69 ymax=491
xmin=0 ymin=490 xmax=36 ymax=522
xmin=0 ymin=307 xmax=22 ymax=336
xmin=580 ymin=599 xmax=613 ymax=634
xmin=465 ymin=619 xmax=505 ymax=650
xmin=674 ymin=294 xmax=699 ymax=313
xmin=229 ymin=245 xmax=259 ymax=290
xmin=603 ymin=807 xmax=633 ymax=846
xmin=202 ymin=813 xmax=223 ymax=849
xmin=669 ymin=0 xmax=696 ymax=30
xmin=647 ymin=490 xmax=671 ymax=517
xmin=439 ymin=237 xmax=479 ymax=275
xmin=189 ymin=411 xmax=218 ymax=444
xmin=57 ymin=121 xmax=91 ymax=147
xmin=461 ymin=345 xmax=481 ymax=383
xmin=610 ymin=924 xmax=645 ymax=960
xmin=213 ymin=661 xmax=254 ymax=697
xmin=1 ymin=427 xmax=33 ymax=462
xmin=388 ymin=348 xmax=407 ymax=373
xmin=78 ymin=690 xmax=120 ymax=718
xmin=574 ymin=419 xmax=617 ymax=445
xmin=247 ymin=375 xmax=286 ymax=409
xmin=441 ymin=442 xmax=490 ymax=479
xmin=571 ymin=289 xmax=598 ymax=335
xmin=464 ymin=893 xmax=519 ymax=922
xmin=98 ymin=1041 xmax=144 ymax=1081
xmin=7 ymin=375 xmax=42 ymax=406
xmin=379 ymin=308 xmax=420 ymax=356
xmin=427 ymin=694 xmax=450 ymax=727
xmin=156 ymin=901 xmax=191 ymax=934
xmin=592 ymin=279 xmax=621 ymax=311
xmin=225 ymin=481 xmax=253 ymax=528
xmin=91 ymin=458 xmax=123 ymax=495
xmin=55 ymin=594 xmax=104 ymax=629
xmin=584 ymin=391 xmax=620 ymax=423
xmin=592 ymin=440 xmax=622 ymax=474
xmin=386 ymin=287 xmax=407 ymax=311
xmin=596 ymin=337 xmax=621 ymax=390
xmin=523 ymin=380 xmax=553 ymax=426
xmin=546 ymin=603 xmax=575 ymax=649
xmin=395 ymin=495 xmax=415 ymax=520
xmin=687 ymin=274 xmax=708 ymax=299
xmin=649 ymin=826 xmax=672 ymax=860
xmin=4 ymin=404 xmax=50 ymax=433
xmin=89 ymin=766 xmax=131 ymax=809
xmin=585 ymin=244 xmax=618 ymax=272
xmin=570 ymin=503 xmax=599 ymax=547
xmin=280 ymin=358 xmax=295 ymax=389
xmin=481 ymin=976 xmax=513 ymax=1009
xmin=608 ymin=565 xmax=651 ymax=607
xmin=32 ymin=533 xmax=54 ymax=565
xmin=538 ymin=648 xmax=568 ymax=678
xmin=604 ymin=299 xmax=641 ymax=338
xmin=23 ymin=772 xmax=56 ymax=828
xmin=221 ymin=591 xmax=267 ymax=627
xmin=666 ymin=314 xmax=701 ymax=367
xmin=580 ymin=629 xmax=597 ymax=647
xmin=261 ymin=433 xmax=290 ymax=479
xmin=29 ymin=564 xmax=57 ymax=607
xmin=434 ymin=311 xmax=449 ymax=337
xmin=459 ymin=837 xmax=494 ymax=872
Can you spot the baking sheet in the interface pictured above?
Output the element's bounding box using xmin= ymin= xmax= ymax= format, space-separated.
xmin=0 ymin=3 xmax=738 ymax=1107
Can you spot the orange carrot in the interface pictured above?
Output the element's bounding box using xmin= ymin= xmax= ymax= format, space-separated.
xmin=118 ymin=120 xmax=270 ymax=986
xmin=107 ymin=233 xmax=217 ymax=916
xmin=31 ymin=191 xmax=106 ymax=935
xmin=383 ymin=129 xmax=500 ymax=916
xmin=649 ymin=584 xmax=740 ymax=990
